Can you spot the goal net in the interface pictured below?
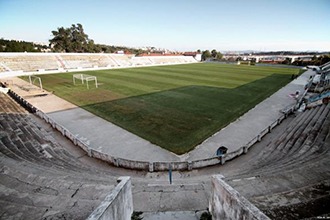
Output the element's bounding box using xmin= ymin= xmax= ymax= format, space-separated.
xmin=29 ymin=75 xmax=43 ymax=90
xmin=73 ymin=74 xmax=98 ymax=89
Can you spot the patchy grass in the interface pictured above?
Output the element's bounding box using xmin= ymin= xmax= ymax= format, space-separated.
xmin=26 ymin=63 xmax=300 ymax=154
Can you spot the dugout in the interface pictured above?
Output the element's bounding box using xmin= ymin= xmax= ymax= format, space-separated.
xmin=216 ymin=146 xmax=228 ymax=156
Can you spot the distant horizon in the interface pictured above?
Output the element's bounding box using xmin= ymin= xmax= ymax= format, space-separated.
xmin=1 ymin=37 xmax=329 ymax=54
xmin=1 ymin=0 xmax=329 ymax=52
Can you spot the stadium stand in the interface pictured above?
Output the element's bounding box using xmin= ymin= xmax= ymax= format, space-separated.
xmin=2 ymin=88 xmax=328 ymax=219
xmin=0 ymin=92 xmax=119 ymax=219
xmin=225 ymin=103 xmax=330 ymax=219
xmin=308 ymin=61 xmax=330 ymax=92
xmin=109 ymin=54 xmax=133 ymax=67
xmin=0 ymin=64 xmax=9 ymax=72
xmin=0 ymin=53 xmax=198 ymax=76
xmin=0 ymin=54 xmax=59 ymax=72
xmin=130 ymin=56 xmax=154 ymax=66
xmin=60 ymin=54 xmax=93 ymax=69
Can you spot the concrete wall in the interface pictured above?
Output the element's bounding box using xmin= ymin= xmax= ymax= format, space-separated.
xmin=210 ymin=175 xmax=270 ymax=220
xmin=87 ymin=177 xmax=133 ymax=220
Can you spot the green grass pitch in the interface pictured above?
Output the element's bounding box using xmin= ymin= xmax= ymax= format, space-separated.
xmin=29 ymin=63 xmax=301 ymax=154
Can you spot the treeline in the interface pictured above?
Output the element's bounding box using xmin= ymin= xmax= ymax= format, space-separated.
xmin=1 ymin=23 xmax=148 ymax=54
xmin=201 ymin=49 xmax=223 ymax=61
xmin=0 ymin=39 xmax=47 ymax=52
xmin=88 ymin=44 xmax=146 ymax=54
xmin=49 ymin=23 xmax=147 ymax=54
xmin=0 ymin=37 xmax=146 ymax=54
xmin=253 ymin=51 xmax=328 ymax=56
xmin=291 ymin=54 xmax=330 ymax=66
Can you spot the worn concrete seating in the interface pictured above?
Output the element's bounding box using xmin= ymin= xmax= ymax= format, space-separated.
xmin=0 ymin=53 xmax=198 ymax=74
xmin=109 ymin=54 xmax=133 ymax=67
xmin=0 ymin=93 xmax=118 ymax=219
xmin=59 ymin=54 xmax=117 ymax=69
xmin=131 ymin=57 xmax=154 ymax=66
xmin=224 ymin=103 xmax=330 ymax=219
xmin=0 ymin=65 xmax=8 ymax=72
xmin=0 ymin=55 xmax=59 ymax=72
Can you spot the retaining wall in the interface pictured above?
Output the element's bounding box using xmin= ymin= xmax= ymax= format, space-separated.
xmin=86 ymin=177 xmax=133 ymax=220
xmin=210 ymin=175 xmax=270 ymax=220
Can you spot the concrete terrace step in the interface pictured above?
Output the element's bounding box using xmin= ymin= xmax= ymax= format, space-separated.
xmin=140 ymin=211 xmax=203 ymax=220
xmin=0 ymin=159 xmax=118 ymax=187
xmin=0 ymin=93 xmax=27 ymax=114
xmin=0 ymin=140 xmax=113 ymax=180
xmin=0 ymin=137 xmax=118 ymax=183
xmin=251 ymin=180 xmax=330 ymax=219
xmin=227 ymin=104 xmax=330 ymax=179
xmin=262 ymin=104 xmax=329 ymax=165
xmin=260 ymin=105 xmax=327 ymax=163
xmin=0 ymin=165 xmax=117 ymax=219
xmin=0 ymin=119 xmax=115 ymax=178
xmin=251 ymin=108 xmax=313 ymax=163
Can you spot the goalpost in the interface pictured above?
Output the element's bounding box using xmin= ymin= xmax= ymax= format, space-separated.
xmin=28 ymin=75 xmax=43 ymax=90
xmin=73 ymin=74 xmax=98 ymax=89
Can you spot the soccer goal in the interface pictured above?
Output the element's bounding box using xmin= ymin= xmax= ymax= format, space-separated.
xmin=73 ymin=74 xmax=98 ymax=89
xmin=28 ymin=75 xmax=43 ymax=90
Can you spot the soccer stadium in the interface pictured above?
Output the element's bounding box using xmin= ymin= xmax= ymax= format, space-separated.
xmin=1 ymin=1 xmax=330 ymax=220
xmin=1 ymin=51 xmax=330 ymax=220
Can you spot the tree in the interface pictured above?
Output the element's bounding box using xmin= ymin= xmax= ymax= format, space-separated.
xmin=0 ymin=39 xmax=42 ymax=52
xmin=197 ymin=49 xmax=201 ymax=53
xmin=49 ymin=27 xmax=71 ymax=52
xmin=211 ymin=49 xmax=217 ymax=58
xmin=49 ymin=23 xmax=93 ymax=52
xmin=201 ymin=50 xmax=211 ymax=61
xmin=282 ymin=57 xmax=291 ymax=65
xmin=216 ymin=52 xmax=223 ymax=60
xmin=321 ymin=54 xmax=330 ymax=64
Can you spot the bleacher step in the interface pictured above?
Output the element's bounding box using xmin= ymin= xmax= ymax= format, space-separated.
xmin=139 ymin=211 xmax=204 ymax=220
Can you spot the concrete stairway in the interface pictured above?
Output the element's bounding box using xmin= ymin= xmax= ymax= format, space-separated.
xmin=0 ymin=93 xmax=118 ymax=220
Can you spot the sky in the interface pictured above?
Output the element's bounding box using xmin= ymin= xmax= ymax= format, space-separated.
xmin=0 ymin=0 xmax=329 ymax=52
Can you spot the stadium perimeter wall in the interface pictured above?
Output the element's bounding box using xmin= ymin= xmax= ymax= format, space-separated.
xmin=5 ymin=88 xmax=295 ymax=171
